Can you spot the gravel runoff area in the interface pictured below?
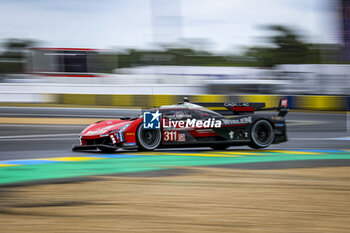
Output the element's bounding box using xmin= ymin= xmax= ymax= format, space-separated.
xmin=0 ymin=166 xmax=349 ymax=233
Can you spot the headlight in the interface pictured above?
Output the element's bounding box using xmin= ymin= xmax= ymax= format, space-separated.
xmin=119 ymin=123 xmax=131 ymax=132
xmin=109 ymin=123 xmax=131 ymax=134
xmin=108 ymin=123 xmax=131 ymax=142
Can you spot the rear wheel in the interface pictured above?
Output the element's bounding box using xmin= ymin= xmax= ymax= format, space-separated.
xmin=249 ymin=120 xmax=274 ymax=149
xmin=136 ymin=125 xmax=162 ymax=151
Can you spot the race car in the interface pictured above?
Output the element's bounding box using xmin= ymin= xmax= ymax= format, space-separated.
xmin=72 ymin=98 xmax=288 ymax=152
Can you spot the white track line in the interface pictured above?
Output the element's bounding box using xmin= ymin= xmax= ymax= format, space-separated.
xmin=0 ymin=136 xmax=348 ymax=142
xmin=0 ymin=138 xmax=78 ymax=141
xmin=290 ymin=137 xmax=350 ymax=141
xmin=0 ymin=138 xmax=77 ymax=141
xmin=0 ymin=124 xmax=84 ymax=127
xmin=0 ymin=106 xmax=141 ymax=111
xmin=0 ymin=133 xmax=77 ymax=139
xmin=289 ymin=138 xmax=332 ymax=140
xmin=286 ymin=120 xmax=326 ymax=126
xmin=0 ymin=113 xmax=127 ymax=118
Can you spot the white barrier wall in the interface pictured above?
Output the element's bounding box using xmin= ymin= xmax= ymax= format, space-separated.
xmin=0 ymin=83 xmax=206 ymax=95
xmin=0 ymin=93 xmax=45 ymax=103
xmin=0 ymin=83 xmax=206 ymax=103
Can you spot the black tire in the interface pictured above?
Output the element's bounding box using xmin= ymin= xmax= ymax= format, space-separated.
xmin=248 ymin=119 xmax=275 ymax=149
xmin=136 ymin=124 xmax=162 ymax=151
xmin=210 ymin=145 xmax=230 ymax=150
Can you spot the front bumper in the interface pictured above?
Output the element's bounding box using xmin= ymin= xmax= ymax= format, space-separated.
xmin=72 ymin=144 xmax=138 ymax=152
xmin=72 ymin=144 xmax=117 ymax=152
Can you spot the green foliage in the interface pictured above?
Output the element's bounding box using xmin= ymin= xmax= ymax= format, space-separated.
xmin=0 ymin=26 xmax=337 ymax=75
xmin=244 ymin=25 xmax=321 ymax=67
xmin=112 ymin=25 xmax=325 ymax=69
xmin=0 ymin=38 xmax=36 ymax=74
xmin=114 ymin=47 xmax=239 ymax=69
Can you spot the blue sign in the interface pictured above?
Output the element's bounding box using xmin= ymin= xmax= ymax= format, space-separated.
xmin=143 ymin=110 xmax=161 ymax=129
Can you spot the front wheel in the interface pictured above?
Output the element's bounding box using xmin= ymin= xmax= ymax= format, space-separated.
xmin=136 ymin=125 xmax=162 ymax=151
xmin=248 ymin=119 xmax=275 ymax=149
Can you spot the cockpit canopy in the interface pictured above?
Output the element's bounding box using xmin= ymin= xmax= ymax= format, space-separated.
xmin=157 ymin=102 xmax=224 ymax=120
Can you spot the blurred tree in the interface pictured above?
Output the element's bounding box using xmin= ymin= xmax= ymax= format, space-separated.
xmin=0 ymin=38 xmax=37 ymax=74
xmin=2 ymin=38 xmax=36 ymax=58
xmin=111 ymin=27 xmax=330 ymax=70
xmin=245 ymin=25 xmax=321 ymax=67
xmin=114 ymin=46 xmax=237 ymax=68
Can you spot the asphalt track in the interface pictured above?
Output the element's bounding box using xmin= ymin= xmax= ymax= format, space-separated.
xmin=0 ymin=106 xmax=349 ymax=184
xmin=0 ymin=107 xmax=348 ymax=159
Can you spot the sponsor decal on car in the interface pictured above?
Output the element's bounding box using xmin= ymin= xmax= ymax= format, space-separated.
xmin=178 ymin=133 xmax=186 ymax=142
xmin=222 ymin=116 xmax=252 ymax=125
xmin=224 ymin=102 xmax=250 ymax=107
xmin=162 ymin=118 xmax=222 ymax=129
xmin=163 ymin=131 xmax=186 ymax=142
xmin=123 ymin=142 xmax=137 ymax=146
xmin=275 ymin=123 xmax=285 ymax=127
xmin=143 ymin=110 xmax=161 ymax=129
xmin=143 ymin=110 xmax=222 ymax=129
xmin=164 ymin=113 xmax=193 ymax=119
xmin=281 ymin=99 xmax=288 ymax=107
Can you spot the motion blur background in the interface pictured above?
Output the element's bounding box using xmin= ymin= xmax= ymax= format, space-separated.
xmin=1 ymin=2 xmax=350 ymax=232
xmin=0 ymin=0 xmax=349 ymax=110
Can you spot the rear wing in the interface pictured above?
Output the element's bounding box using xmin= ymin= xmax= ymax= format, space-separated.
xmin=194 ymin=98 xmax=289 ymax=117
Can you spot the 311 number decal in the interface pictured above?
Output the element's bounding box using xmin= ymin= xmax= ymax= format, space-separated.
xmin=163 ymin=131 xmax=177 ymax=141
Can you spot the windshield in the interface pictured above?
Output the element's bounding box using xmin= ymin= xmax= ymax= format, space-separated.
xmin=184 ymin=103 xmax=224 ymax=117
xmin=140 ymin=103 xmax=224 ymax=118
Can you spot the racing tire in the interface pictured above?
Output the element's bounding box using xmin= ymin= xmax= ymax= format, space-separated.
xmin=210 ymin=145 xmax=230 ymax=150
xmin=136 ymin=124 xmax=162 ymax=151
xmin=248 ymin=119 xmax=275 ymax=149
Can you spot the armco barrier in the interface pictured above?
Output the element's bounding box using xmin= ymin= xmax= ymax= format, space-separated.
xmin=49 ymin=94 xmax=348 ymax=111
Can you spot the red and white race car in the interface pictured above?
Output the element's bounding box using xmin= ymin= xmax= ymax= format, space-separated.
xmin=72 ymin=98 xmax=288 ymax=152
